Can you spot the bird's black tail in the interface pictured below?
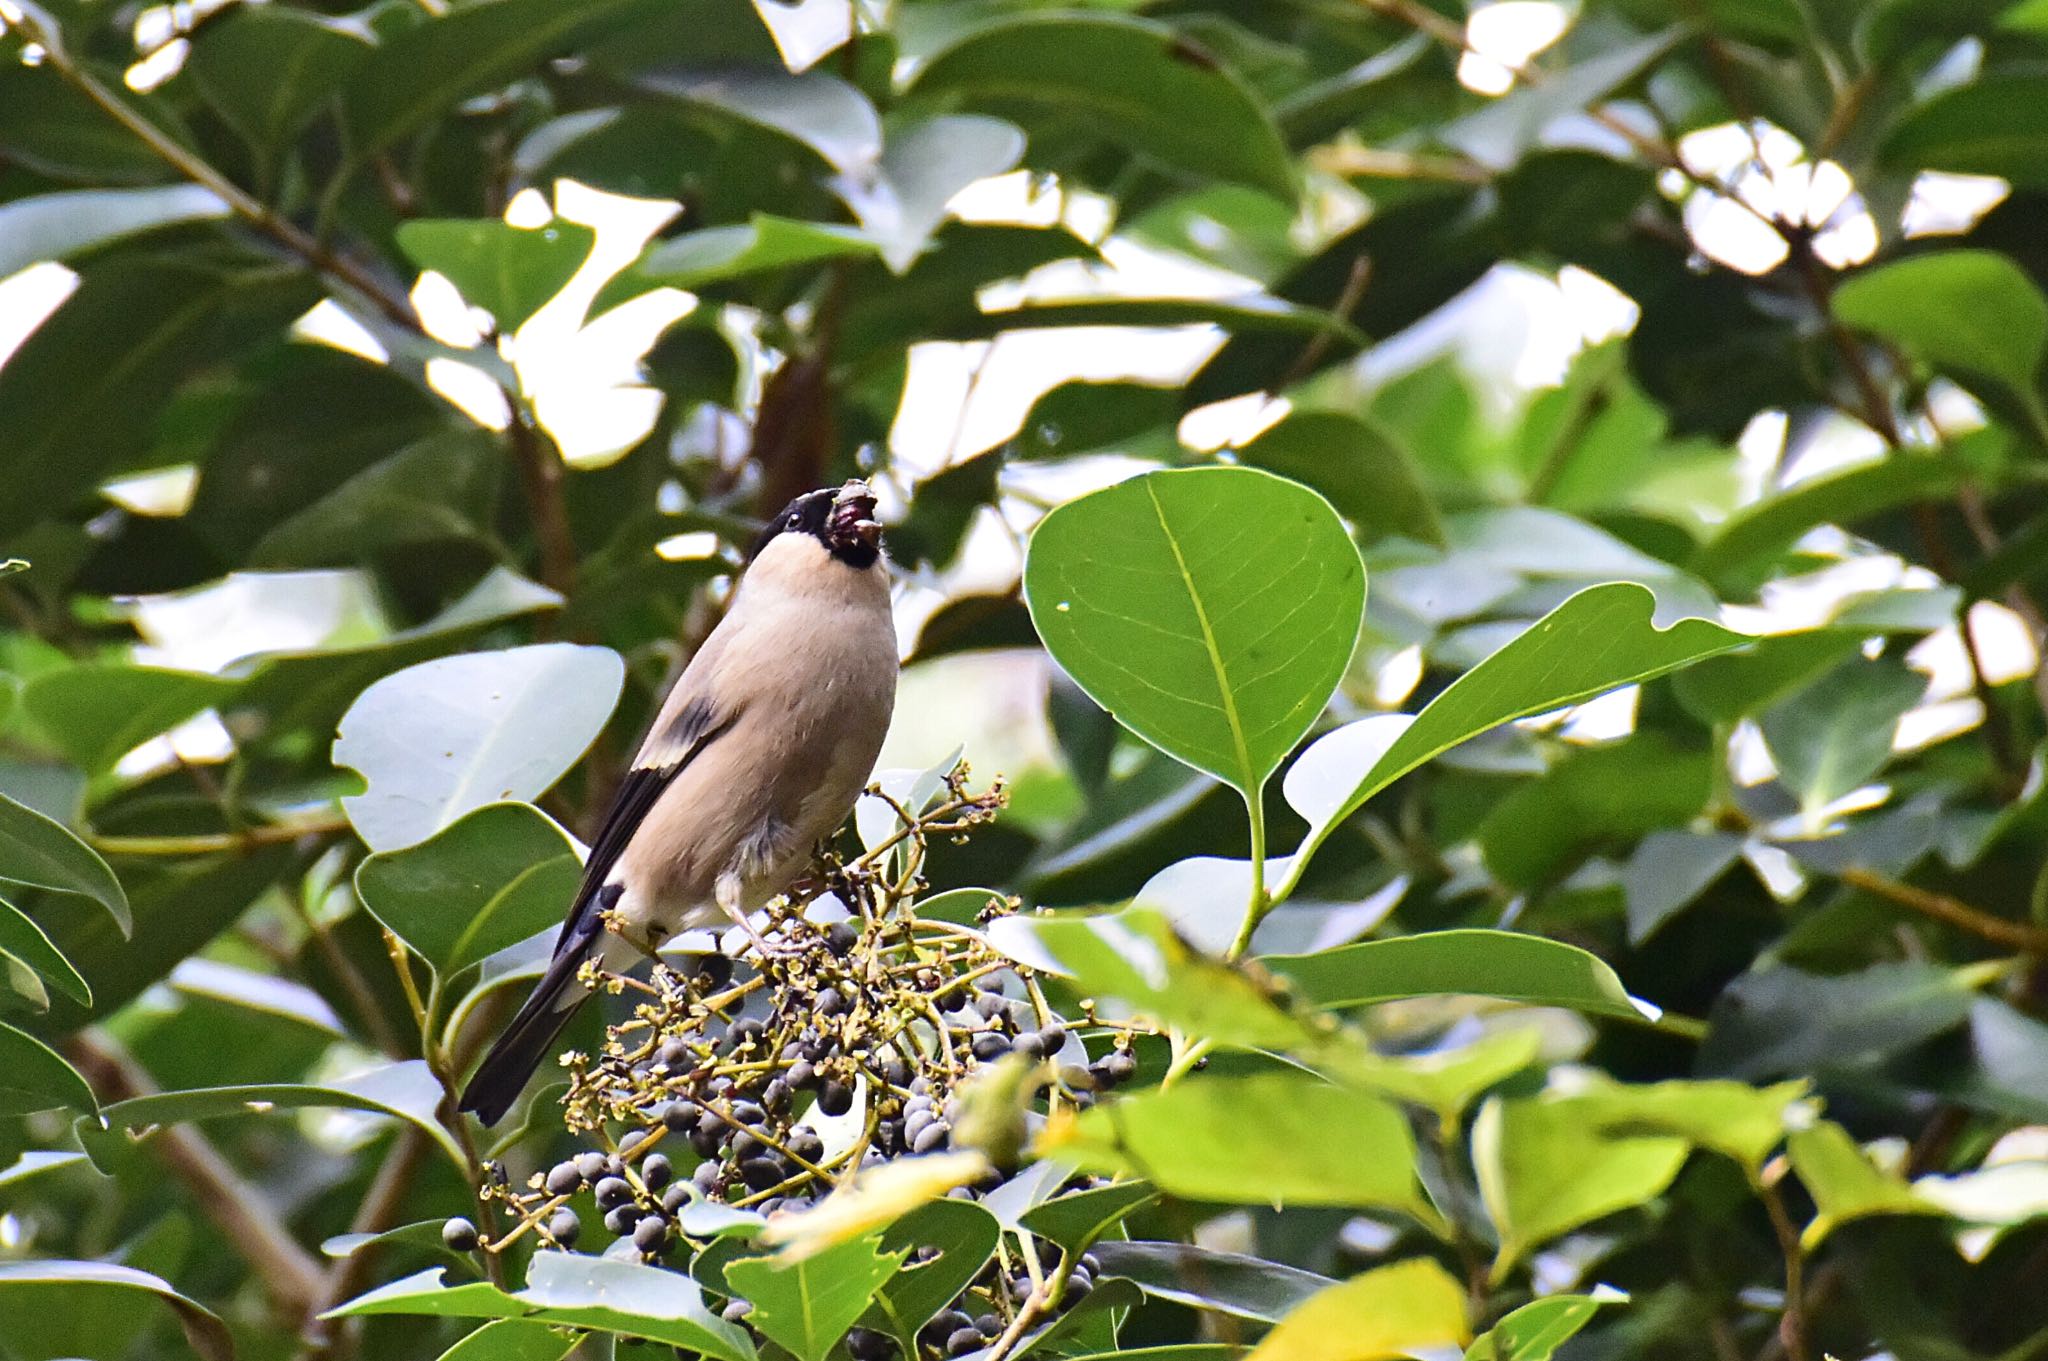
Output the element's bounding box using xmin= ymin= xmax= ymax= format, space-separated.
xmin=458 ymin=918 xmax=600 ymax=1126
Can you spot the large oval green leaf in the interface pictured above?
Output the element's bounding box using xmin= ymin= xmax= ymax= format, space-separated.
xmin=333 ymin=642 xmax=623 ymax=853
xmin=355 ymin=801 xmax=582 ymax=979
xmin=909 ymin=13 xmax=1295 ymax=201
xmin=0 ymin=1020 xmax=98 ymax=1117
xmin=1023 ymin=467 xmax=1365 ymax=800
xmin=0 ymin=1260 xmax=233 ymax=1361
xmin=0 ymin=791 xmax=129 ymax=934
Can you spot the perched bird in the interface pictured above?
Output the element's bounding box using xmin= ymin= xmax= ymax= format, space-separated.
xmin=460 ymin=481 xmax=897 ymax=1125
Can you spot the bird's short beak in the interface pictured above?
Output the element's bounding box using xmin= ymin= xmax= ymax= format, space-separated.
xmin=831 ymin=481 xmax=882 ymax=549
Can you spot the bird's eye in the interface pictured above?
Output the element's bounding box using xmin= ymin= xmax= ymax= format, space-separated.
xmin=787 ymin=514 xmax=801 ymax=528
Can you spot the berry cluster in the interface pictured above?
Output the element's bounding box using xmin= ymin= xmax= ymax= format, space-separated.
xmin=452 ymin=765 xmax=1150 ymax=1359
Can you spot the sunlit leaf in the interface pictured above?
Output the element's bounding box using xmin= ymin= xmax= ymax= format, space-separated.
xmin=1247 ymin=1258 xmax=1469 ymax=1361
xmin=728 ymin=1234 xmax=909 ymax=1361
xmin=396 ymin=218 xmax=597 ymax=332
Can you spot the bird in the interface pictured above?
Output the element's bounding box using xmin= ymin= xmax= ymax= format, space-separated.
xmin=459 ymin=480 xmax=898 ymax=1125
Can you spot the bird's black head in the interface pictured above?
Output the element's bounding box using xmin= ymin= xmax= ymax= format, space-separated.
xmin=751 ymin=480 xmax=884 ymax=569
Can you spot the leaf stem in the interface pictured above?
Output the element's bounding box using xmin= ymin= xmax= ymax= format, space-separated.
xmin=92 ymin=820 xmax=350 ymax=857
xmin=1227 ymin=792 xmax=1270 ymax=960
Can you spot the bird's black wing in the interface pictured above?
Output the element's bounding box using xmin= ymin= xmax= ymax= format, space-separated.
xmin=546 ymin=693 xmax=739 ymax=964
xmin=459 ymin=695 xmax=738 ymax=1124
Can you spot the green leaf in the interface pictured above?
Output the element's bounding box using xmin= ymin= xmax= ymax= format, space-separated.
xmin=0 ymin=1150 xmax=87 ymax=1190
xmin=0 ymin=184 xmax=228 ymax=279
xmin=342 ymin=0 xmax=645 ymax=156
xmin=1046 ymin=1072 xmax=1440 ymax=1228
xmin=1621 ymin=829 xmax=1745 ymax=944
xmin=638 ymin=66 xmax=881 ymax=174
xmin=20 ymin=665 xmax=238 ymax=774
xmin=186 ymin=6 xmax=374 ymax=162
xmin=1278 ymin=583 xmax=1745 ymax=880
xmin=0 ymin=260 xmax=312 ymax=538
xmin=835 ymin=114 xmax=1025 ymax=273
xmin=1832 ymin=251 xmax=2048 ymax=433
xmin=1700 ymin=962 xmax=1977 ymax=1081
xmin=1758 ymin=655 xmax=1925 ymax=825
xmin=0 ymin=1020 xmax=97 ymax=1116
xmin=1338 ymin=1028 xmax=1544 ymax=1128
xmin=356 ymin=802 xmax=581 ymax=979
xmin=1234 ymin=410 xmax=1444 ymax=548
xmin=1263 ymin=930 xmax=1653 ymax=1023
xmin=1023 ymin=467 xmax=1366 ymax=801
xmin=1472 ymin=1093 xmax=1690 ymax=1279
xmin=95 ymin=1059 xmax=460 ymax=1164
xmin=1441 ymin=29 xmax=1680 ymax=171
xmin=1018 ymin=1180 xmax=1159 ymax=1253
xmin=1692 ymin=456 xmax=1975 ymax=589
xmin=322 ymin=1219 xmax=451 ymax=1260
xmin=0 ymin=1260 xmax=232 ymax=1361
xmin=1477 ymin=736 xmax=1712 ymax=889
xmin=396 ymin=218 xmax=598 ymax=331
xmin=249 ymin=427 xmax=503 ymax=569
xmin=0 ymin=791 xmax=128 ymax=934
xmin=1786 ymin=1120 xmax=1941 ymax=1249
xmin=1464 ymin=1294 xmax=1615 ymax=1361
xmin=1089 ymin=1241 xmax=1332 ymax=1323
xmin=864 ymin=1198 xmax=1000 ymax=1339
xmin=988 ymin=908 xmax=1323 ymax=1055
xmin=728 ymin=1234 xmax=909 ymax=1361
xmin=1880 ymin=75 xmax=2048 ymax=188
xmin=911 ymin=13 xmax=1295 ymax=201
xmin=332 ymin=642 xmax=624 ymax=853
xmin=939 ymin=295 xmax=1363 ymax=345
xmin=1246 ymin=1258 xmax=1469 ymax=1361
xmin=0 ymin=898 xmax=89 ymax=1006
xmin=437 ymin=1320 xmax=582 ymax=1361
xmin=1552 ymin=1073 xmax=1809 ymax=1177
xmin=1671 ymin=630 xmax=1870 ymax=724
xmin=330 ymin=1254 xmax=757 ymax=1360
xmin=600 ymin=214 xmax=880 ymax=309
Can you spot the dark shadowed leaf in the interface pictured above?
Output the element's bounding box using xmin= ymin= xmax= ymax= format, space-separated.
xmin=187 ymin=6 xmax=374 ymax=162
xmin=342 ymin=0 xmax=647 ymax=155
xmin=910 ymin=14 xmax=1294 ymax=200
xmin=1090 ymin=1241 xmax=1333 ymax=1322
xmin=1880 ymin=75 xmax=2048 ymax=188
xmin=638 ymin=66 xmax=881 ymax=174
xmin=1234 ymin=410 xmax=1443 ymax=547
xmin=834 ymin=114 xmax=1025 ymax=272
xmin=1758 ymin=655 xmax=1925 ymax=824
xmin=1700 ymin=962 xmax=1976 ymax=1080
xmin=0 ymin=792 xmax=128 ymax=933
xmin=0 ymin=1021 xmax=97 ymax=1116
xmin=864 ymin=1198 xmax=1001 ymax=1338
xmin=0 ymin=185 xmax=227 ymax=279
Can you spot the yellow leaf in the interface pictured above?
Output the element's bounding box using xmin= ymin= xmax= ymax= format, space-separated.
xmin=1247 ymin=1258 xmax=1470 ymax=1361
xmin=759 ymin=1150 xmax=990 ymax=1260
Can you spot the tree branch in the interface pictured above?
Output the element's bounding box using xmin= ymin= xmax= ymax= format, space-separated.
xmin=66 ymin=1031 xmax=327 ymax=1322
xmin=294 ymin=1128 xmax=434 ymax=1361
xmin=1839 ymin=867 xmax=2048 ymax=953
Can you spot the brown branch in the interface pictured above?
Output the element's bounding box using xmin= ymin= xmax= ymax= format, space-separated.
xmin=1758 ymin=1179 xmax=1810 ymax=1361
xmin=294 ymin=1128 xmax=434 ymax=1361
xmin=505 ymin=410 xmax=579 ymax=601
xmin=66 ymin=1031 xmax=326 ymax=1322
xmin=1839 ymin=867 xmax=2048 ymax=953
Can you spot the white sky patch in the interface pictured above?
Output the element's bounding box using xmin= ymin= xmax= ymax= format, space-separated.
xmin=101 ymin=464 xmax=198 ymax=517
xmin=1182 ymin=392 xmax=1289 ymax=452
xmin=424 ymin=357 xmax=511 ymax=430
xmin=1459 ymin=1 xmax=1570 ymax=95
xmin=292 ymin=298 xmax=390 ymax=364
xmin=1903 ymin=172 xmax=2011 ymax=237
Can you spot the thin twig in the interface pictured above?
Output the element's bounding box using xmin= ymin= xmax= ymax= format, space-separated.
xmin=505 ymin=410 xmax=578 ymax=601
xmin=1839 ymin=868 xmax=2048 ymax=953
xmin=1758 ymin=1179 xmax=1810 ymax=1361
xmin=92 ymin=820 xmax=351 ymax=858
xmin=67 ymin=1031 xmax=327 ymax=1322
